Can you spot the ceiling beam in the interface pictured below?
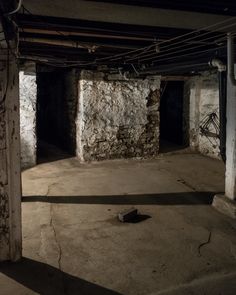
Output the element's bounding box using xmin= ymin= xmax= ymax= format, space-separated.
xmin=21 ymin=0 xmax=236 ymax=31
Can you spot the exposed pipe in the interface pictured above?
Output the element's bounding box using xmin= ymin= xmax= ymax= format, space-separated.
xmin=209 ymin=58 xmax=226 ymax=72
xmin=209 ymin=58 xmax=227 ymax=162
xmin=227 ymin=32 xmax=236 ymax=86
xmin=5 ymin=0 xmax=22 ymax=16
xmin=218 ymin=70 xmax=227 ymax=162
xmin=20 ymin=28 xmax=157 ymax=42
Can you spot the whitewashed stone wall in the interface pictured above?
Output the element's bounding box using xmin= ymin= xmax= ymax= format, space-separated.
xmin=19 ymin=72 xmax=37 ymax=168
xmin=77 ymin=71 xmax=161 ymax=161
xmin=187 ymin=71 xmax=220 ymax=159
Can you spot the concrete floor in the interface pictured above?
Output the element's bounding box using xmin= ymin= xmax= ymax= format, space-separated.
xmin=1 ymin=152 xmax=236 ymax=294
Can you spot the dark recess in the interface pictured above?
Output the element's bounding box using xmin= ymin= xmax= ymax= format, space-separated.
xmin=160 ymin=81 xmax=187 ymax=147
xmin=36 ymin=69 xmax=77 ymax=159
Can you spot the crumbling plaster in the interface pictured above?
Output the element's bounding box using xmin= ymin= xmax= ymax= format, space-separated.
xmin=77 ymin=71 xmax=161 ymax=161
xmin=19 ymin=71 xmax=37 ymax=169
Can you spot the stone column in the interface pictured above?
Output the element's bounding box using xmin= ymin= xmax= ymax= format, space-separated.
xmin=213 ymin=81 xmax=236 ymax=218
xmin=76 ymin=71 xmax=160 ymax=161
xmin=0 ymin=56 xmax=22 ymax=261
xmin=212 ymin=34 xmax=236 ymax=218
xmin=225 ymin=83 xmax=236 ymax=200
xmin=19 ymin=70 xmax=37 ymax=169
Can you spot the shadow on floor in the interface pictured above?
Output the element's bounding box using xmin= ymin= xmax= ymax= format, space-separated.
xmin=159 ymin=140 xmax=188 ymax=154
xmin=22 ymin=192 xmax=218 ymax=205
xmin=126 ymin=214 xmax=151 ymax=223
xmin=37 ymin=141 xmax=73 ymax=164
xmin=0 ymin=257 xmax=122 ymax=295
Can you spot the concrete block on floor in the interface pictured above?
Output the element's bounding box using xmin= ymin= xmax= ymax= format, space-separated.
xmin=118 ymin=207 xmax=138 ymax=222
xmin=212 ymin=194 xmax=236 ymax=219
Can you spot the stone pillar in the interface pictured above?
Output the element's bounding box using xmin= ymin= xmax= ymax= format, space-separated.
xmin=225 ymin=83 xmax=236 ymax=200
xmin=76 ymin=71 xmax=161 ymax=161
xmin=213 ymin=81 xmax=236 ymax=218
xmin=212 ymin=34 xmax=236 ymax=218
xmin=19 ymin=70 xmax=37 ymax=169
xmin=0 ymin=56 xmax=22 ymax=261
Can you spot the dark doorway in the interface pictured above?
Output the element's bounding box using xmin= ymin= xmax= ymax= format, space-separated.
xmin=36 ymin=69 xmax=78 ymax=163
xmin=160 ymin=81 xmax=189 ymax=152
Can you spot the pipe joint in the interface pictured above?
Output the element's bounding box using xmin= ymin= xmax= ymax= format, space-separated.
xmin=209 ymin=58 xmax=226 ymax=72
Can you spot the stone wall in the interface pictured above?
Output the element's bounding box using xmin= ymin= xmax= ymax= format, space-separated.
xmin=19 ymin=71 xmax=37 ymax=169
xmin=187 ymin=71 xmax=221 ymax=160
xmin=77 ymin=71 xmax=161 ymax=161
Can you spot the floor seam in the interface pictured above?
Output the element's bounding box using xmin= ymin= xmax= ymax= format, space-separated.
xmin=50 ymin=203 xmax=67 ymax=294
xmin=50 ymin=204 xmax=62 ymax=270
xmin=46 ymin=183 xmax=67 ymax=294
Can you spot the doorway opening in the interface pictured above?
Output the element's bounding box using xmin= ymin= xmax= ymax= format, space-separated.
xmin=36 ymin=69 xmax=78 ymax=163
xmin=159 ymin=80 xmax=189 ymax=153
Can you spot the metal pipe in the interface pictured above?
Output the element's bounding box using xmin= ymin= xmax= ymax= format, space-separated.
xmin=5 ymin=0 xmax=22 ymax=16
xmin=209 ymin=58 xmax=226 ymax=72
xmin=227 ymin=32 xmax=236 ymax=86
xmin=219 ymin=70 xmax=227 ymax=162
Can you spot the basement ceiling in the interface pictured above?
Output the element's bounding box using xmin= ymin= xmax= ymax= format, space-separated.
xmin=10 ymin=1 xmax=236 ymax=74
xmin=87 ymin=1 xmax=236 ymax=16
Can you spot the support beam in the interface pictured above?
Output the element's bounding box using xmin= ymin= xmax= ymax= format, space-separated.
xmin=0 ymin=5 xmax=22 ymax=260
xmin=0 ymin=54 xmax=22 ymax=261
xmin=225 ymin=82 xmax=236 ymax=200
xmin=213 ymin=34 xmax=236 ymax=218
